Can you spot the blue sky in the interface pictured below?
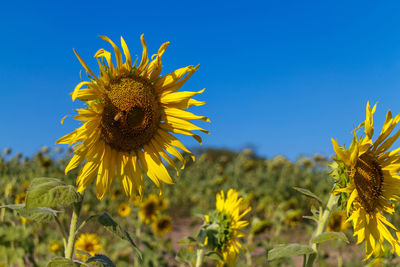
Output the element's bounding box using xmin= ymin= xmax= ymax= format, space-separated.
xmin=2 ymin=0 xmax=400 ymax=159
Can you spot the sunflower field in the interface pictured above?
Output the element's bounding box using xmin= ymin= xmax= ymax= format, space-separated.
xmin=3 ymin=33 xmax=400 ymax=267
xmin=1 ymin=143 xmax=399 ymax=266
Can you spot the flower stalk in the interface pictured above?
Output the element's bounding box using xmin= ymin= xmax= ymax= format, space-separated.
xmin=195 ymin=245 xmax=205 ymax=267
xmin=306 ymin=193 xmax=338 ymax=266
xmin=65 ymin=192 xmax=84 ymax=259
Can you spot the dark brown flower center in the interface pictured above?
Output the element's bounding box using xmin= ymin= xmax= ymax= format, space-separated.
xmin=157 ymin=218 xmax=171 ymax=230
xmin=100 ymin=76 xmax=160 ymax=151
xmin=353 ymin=153 xmax=383 ymax=213
xmin=84 ymin=242 xmax=94 ymax=252
xmin=145 ymin=202 xmax=157 ymax=216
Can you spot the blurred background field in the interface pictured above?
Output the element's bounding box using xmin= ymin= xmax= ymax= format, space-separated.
xmin=0 ymin=146 xmax=384 ymax=266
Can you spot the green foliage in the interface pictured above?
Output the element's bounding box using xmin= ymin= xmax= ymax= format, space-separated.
xmin=292 ymin=187 xmax=323 ymax=204
xmin=0 ymin=147 xmax=368 ymax=266
xmin=96 ymin=212 xmax=143 ymax=263
xmin=311 ymin=231 xmax=349 ymax=244
xmin=47 ymin=257 xmax=77 ymax=267
xmin=86 ymin=254 xmax=116 ymax=267
xmin=176 ymin=246 xmax=196 ymax=264
xmin=267 ymin=243 xmax=314 ymax=261
xmin=0 ymin=204 xmax=59 ymax=222
xmin=26 ymin=177 xmax=82 ymax=208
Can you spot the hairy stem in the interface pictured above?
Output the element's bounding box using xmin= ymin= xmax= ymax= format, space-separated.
xmin=65 ymin=192 xmax=84 ymax=259
xmin=195 ymin=245 xmax=205 ymax=267
xmin=306 ymin=193 xmax=338 ymax=266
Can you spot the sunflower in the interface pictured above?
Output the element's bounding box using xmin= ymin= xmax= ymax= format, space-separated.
xmin=139 ymin=194 xmax=161 ymax=224
xmin=118 ymin=202 xmax=131 ymax=217
xmin=14 ymin=192 xmax=26 ymax=204
xmin=331 ymin=102 xmax=400 ymax=260
xmin=326 ymin=211 xmax=349 ymax=233
xmin=152 ymin=215 xmax=173 ymax=236
xmin=49 ymin=240 xmax=63 ymax=254
xmin=57 ymin=35 xmax=209 ymax=200
xmin=75 ymin=233 xmax=102 ymax=260
xmin=206 ymin=189 xmax=251 ymax=266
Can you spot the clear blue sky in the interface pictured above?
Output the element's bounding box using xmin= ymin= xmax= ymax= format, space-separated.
xmin=2 ymin=0 xmax=400 ymax=159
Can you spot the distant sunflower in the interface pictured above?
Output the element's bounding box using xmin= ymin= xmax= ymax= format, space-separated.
xmin=326 ymin=211 xmax=349 ymax=233
xmin=118 ymin=202 xmax=131 ymax=217
xmin=206 ymin=189 xmax=251 ymax=266
xmin=14 ymin=192 xmax=26 ymax=204
xmin=49 ymin=240 xmax=63 ymax=254
xmin=139 ymin=194 xmax=161 ymax=224
xmin=152 ymin=215 xmax=173 ymax=236
xmin=75 ymin=233 xmax=102 ymax=260
xmin=331 ymin=102 xmax=400 ymax=259
xmin=57 ymin=35 xmax=209 ymax=199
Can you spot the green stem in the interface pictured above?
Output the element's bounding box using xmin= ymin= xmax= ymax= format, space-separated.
xmin=245 ymin=232 xmax=254 ymax=266
xmin=55 ymin=215 xmax=68 ymax=250
xmin=65 ymin=192 xmax=84 ymax=259
xmin=306 ymin=193 xmax=338 ymax=266
xmin=195 ymin=245 xmax=205 ymax=267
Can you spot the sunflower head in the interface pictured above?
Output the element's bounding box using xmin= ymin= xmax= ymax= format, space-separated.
xmin=57 ymin=35 xmax=209 ymax=200
xmin=139 ymin=194 xmax=162 ymax=224
xmin=326 ymin=211 xmax=349 ymax=233
xmin=49 ymin=240 xmax=63 ymax=254
xmin=75 ymin=233 xmax=102 ymax=261
xmin=203 ymin=189 xmax=251 ymax=266
xmin=331 ymin=102 xmax=400 ymax=259
xmin=14 ymin=192 xmax=26 ymax=205
xmin=118 ymin=202 xmax=131 ymax=217
xmin=152 ymin=215 xmax=173 ymax=236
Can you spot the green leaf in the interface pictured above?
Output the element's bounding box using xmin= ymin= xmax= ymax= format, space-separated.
xmin=47 ymin=257 xmax=77 ymax=267
xmin=175 ymin=246 xmax=196 ymax=263
xmin=311 ymin=232 xmax=349 ymax=244
xmin=177 ymin=236 xmax=198 ymax=245
xmin=205 ymin=251 xmax=224 ymax=261
xmin=267 ymin=243 xmax=314 ymax=261
xmin=302 ymin=215 xmax=318 ymax=223
xmin=76 ymin=250 xmax=91 ymax=258
xmin=19 ymin=207 xmax=59 ymax=222
xmin=0 ymin=204 xmax=59 ymax=222
xmin=25 ymin=177 xmax=82 ymax=208
xmin=96 ymin=212 xmax=142 ymax=262
xmin=292 ymin=187 xmax=323 ymax=204
xmin=86 ymin=254 xmax=115 ymax=267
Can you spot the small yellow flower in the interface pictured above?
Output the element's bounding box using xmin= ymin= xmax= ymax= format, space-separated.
xmin=14 ymin=192 xmax=26 ymax=204
xmin=19 ymin=216 xmax=30 ymax=224
xmin=326 ymin=211 xmax=349 ymax=233
xmin=110 ymin=187 xmax=123 ymax=200
xmin=49 ymin=240 xmax=63 ymax=254
xmin=75 ymin=233 xmax=102 ymax=260
xmin=21 ymin=181 xmax=30 ymax=191
xmin=157 ymin=196 xmax=168 ymax=211
xmin=118 ymin=202 xmax=131 ymax=217
xmin=152 ymin=215 xmax=173 ymax=236
xmin=139 ymin=194 xmax=161 ymax=224
xmin=209 ymin=189 xmax=251 ymax=267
